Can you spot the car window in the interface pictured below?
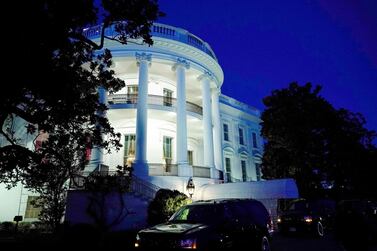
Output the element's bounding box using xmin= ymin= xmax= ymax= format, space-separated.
xmin=244 ymin=201 xmax=269 ymax=227
xmin=170 ymin=204 xmax=222 ymax=224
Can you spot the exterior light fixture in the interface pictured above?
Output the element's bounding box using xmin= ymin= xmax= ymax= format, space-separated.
xmin=186 ymin=177 xmax=195 ymax=199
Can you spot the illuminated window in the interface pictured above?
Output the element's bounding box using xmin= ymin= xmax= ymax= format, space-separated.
xmin=163 ymin=136 xmax=173 ymax=159
xmin=127 ymin=85 xmax=138 ymax=103
xmin=24 ymin=196 xmax=41 ymax=219
xmin=163 ymin=88 xmax=173 ymax=106
xmin=187 ymin=150 xmax=193 ymax=165
xmin=124 ymin=134 xmax=136 ymax=166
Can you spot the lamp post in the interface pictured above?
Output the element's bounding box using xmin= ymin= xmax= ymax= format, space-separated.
xmin=186 ymin=177 xmax=195 ymax=199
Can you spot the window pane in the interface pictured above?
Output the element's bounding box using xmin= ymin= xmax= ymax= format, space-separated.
xmin=223 ymin=124 xmax=229 ymax=141
xmin=239 ymin=128 xmax=244 ymax=145
xmin=252 ymin=132 xmax=258 ymax=148
xmin=256 ymin=163 xmax=261 ymax=181
xmin=188 ymin=150 xmax=193 ymax=165
xmin=225 ymin=158 xmax=231 ymax=172
xmin=24 ymin=196 xmax=41 ymax=219
xmin=241 ymin=160 xmax=247 ymax=181
xmin=127 ymin=85 xmax=138 ymax=103
xmin=124 ymin=134 xmax=136 ymax=166
xmin=163 ymin=136 xmax=172 ymax=159
xmin=163 ymin=88 xmax=173 ymax=106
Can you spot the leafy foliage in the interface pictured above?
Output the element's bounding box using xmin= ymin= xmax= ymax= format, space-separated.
xmin=261 ymin=82 xmax=376 ymax=199
xmin=84 ymin=166 xmax=133 ymax=232
xmin=1 ymin=0 xmax=163 ymax=185
xmin=147 ymin=189 xmax=191 ymax=225
xmin=0 ymin=0 xmax=163 ymax=228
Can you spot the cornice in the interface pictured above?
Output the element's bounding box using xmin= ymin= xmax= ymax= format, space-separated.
xmin=98 ymin=37 xmax=224 ymax=87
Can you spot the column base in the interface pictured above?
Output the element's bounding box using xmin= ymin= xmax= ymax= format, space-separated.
xmin=210 ymin=167 xmax=220 ymax=179
xmin=178 ymin=163 xmax=193 ymax=177
xmin=132 ymin=161 xmax=149 ymax=178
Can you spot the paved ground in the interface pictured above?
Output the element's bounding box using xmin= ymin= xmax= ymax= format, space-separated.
xmin=271 ymin=231 xmax=377 ymax=251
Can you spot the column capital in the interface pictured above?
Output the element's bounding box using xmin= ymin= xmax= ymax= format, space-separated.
xmin=211 ymin=86 xmax=221 ymax=95
xmin=136 ymin=52 xmax=152 ymax=66
xmin=172 ymin=58 xmax=190 ymax=71
xmin=197 ymin=71 xmax=214 ymax=82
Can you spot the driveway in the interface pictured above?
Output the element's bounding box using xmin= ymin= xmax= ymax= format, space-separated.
xmin=271 ymin=232 xmax=377 ymax=251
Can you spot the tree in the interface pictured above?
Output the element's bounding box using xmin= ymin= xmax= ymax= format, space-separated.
xmin=147 ymin=189 xmax=191 ymax=226
xmin=23 ymin=126 xmax=93 ymax=232
xmin=0 ymin=0 xmax=163 ymax=185
xmin=261 ymin=82 xmax=376 ymax=199
xmin=0 ymin=0 xmax=163 ymax=228
xmin=84 ymin=165 xmax=132 ymax=233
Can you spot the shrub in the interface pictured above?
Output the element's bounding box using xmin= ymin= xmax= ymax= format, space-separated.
xmin=147 ymin=189 xmax=191 ymax=226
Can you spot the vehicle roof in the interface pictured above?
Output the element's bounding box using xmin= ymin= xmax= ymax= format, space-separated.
xmin=190 ymin=198 xmax=261 ymax=205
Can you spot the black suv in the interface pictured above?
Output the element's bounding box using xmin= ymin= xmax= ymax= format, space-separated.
xmin=277 ymin=198 xmax=336 ymax=237
xmin=335 ymin=199 xmax=377 ymax=249
xmin=134 ymin=198 xmax=272 ymax=250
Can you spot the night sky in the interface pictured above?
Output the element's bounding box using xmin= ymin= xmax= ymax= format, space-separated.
xmin=157 ymin=0 xmax=377 ymax=134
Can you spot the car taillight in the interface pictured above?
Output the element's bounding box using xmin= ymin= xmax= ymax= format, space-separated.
xmin=267 ymin=217 xmax=274 ymax=233
xmin=180 ymin=239 xmax=197 ymax=249
xmin=304 ymin=216 xmax=313 ymax=223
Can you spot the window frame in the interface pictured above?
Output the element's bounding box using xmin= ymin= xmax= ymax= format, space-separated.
xmin=163 ymin=136 xmax=173 ymax=160
xmin=238 ymin=127 xmax=245 ymax=145
xmin=223 ymin=123 xmax=230 ymax=142
xmin=252 ymin=132 xmax=258 ymax=148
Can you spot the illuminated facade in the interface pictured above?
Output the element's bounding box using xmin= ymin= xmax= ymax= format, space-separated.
xmin=0 ymin=23 xmax=264 ymax=222
xmin=86 ymin=23 xmax=263 ymax=192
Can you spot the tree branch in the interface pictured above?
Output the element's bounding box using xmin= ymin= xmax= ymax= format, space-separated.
xmin=0 ymin=128 xmax=16 ymax=145
xmin=70 ymin=20 xmax=112 ymax=51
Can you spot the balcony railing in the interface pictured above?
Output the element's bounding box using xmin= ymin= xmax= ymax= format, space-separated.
xmin=108 ymin=94 xmax=203 ymax=115
xmin=149 ymin=163 xmax=212 ymax=178
xmin=149 ymin=163 xmax=178 ymax=176
xmin=83 ymin=23 xmax=217 ymax=60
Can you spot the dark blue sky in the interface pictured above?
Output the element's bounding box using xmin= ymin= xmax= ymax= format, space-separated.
xmin=158 ymin=0 xmax=377 ymax=133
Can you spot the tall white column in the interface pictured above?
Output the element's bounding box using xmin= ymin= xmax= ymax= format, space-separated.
xmin=134 ymin=52 xmax=151 ymax=177
xmin=172 ymin=58 xmax=192 ymax=177
xmin=211 ymin=86 xmax=223 ymax=177
xmin=198 ymin=72 xmax=215 ymax=169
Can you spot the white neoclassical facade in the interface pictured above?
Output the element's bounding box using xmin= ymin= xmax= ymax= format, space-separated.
xmin=0 ymin=23 xmax=266 ymax=223
xmin=86 ymin=23 xmax=264 ymax=192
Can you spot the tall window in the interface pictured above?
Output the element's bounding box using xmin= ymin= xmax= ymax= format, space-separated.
xmin=256 ymin=163 xmax=261 ymax=181
xmin=187 ymin=150 xmax=193 ymax=165
xmin=239 ymin=127 xmax=244 ymax=145
xmin=225 ymin=157 xmax=232 ymax=182
xmin=252 ymin=132 xmax=258 ymax=148
xmin=163 ymin=136 xmax=173 ymax=159
xmin=127 ymin=85 xmax=138 ymax=103
xmin=241 ymin=160 xmax=247 ymax=182
xmin=124 ymin=134 xmax=136 ymax=166
xmin=24 ymin=196 xmax=41 ymax=219
xmin=163 ymin=88 xmax=173 ymax=106
xmin=223 ymin=124 xmax=229 ymax=141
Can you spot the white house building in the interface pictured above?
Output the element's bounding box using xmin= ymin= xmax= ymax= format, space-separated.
xmin=0 ymin=23 xmax=297 ymax=226
xmin=83 ymin=23 xmax=264 ymax=194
